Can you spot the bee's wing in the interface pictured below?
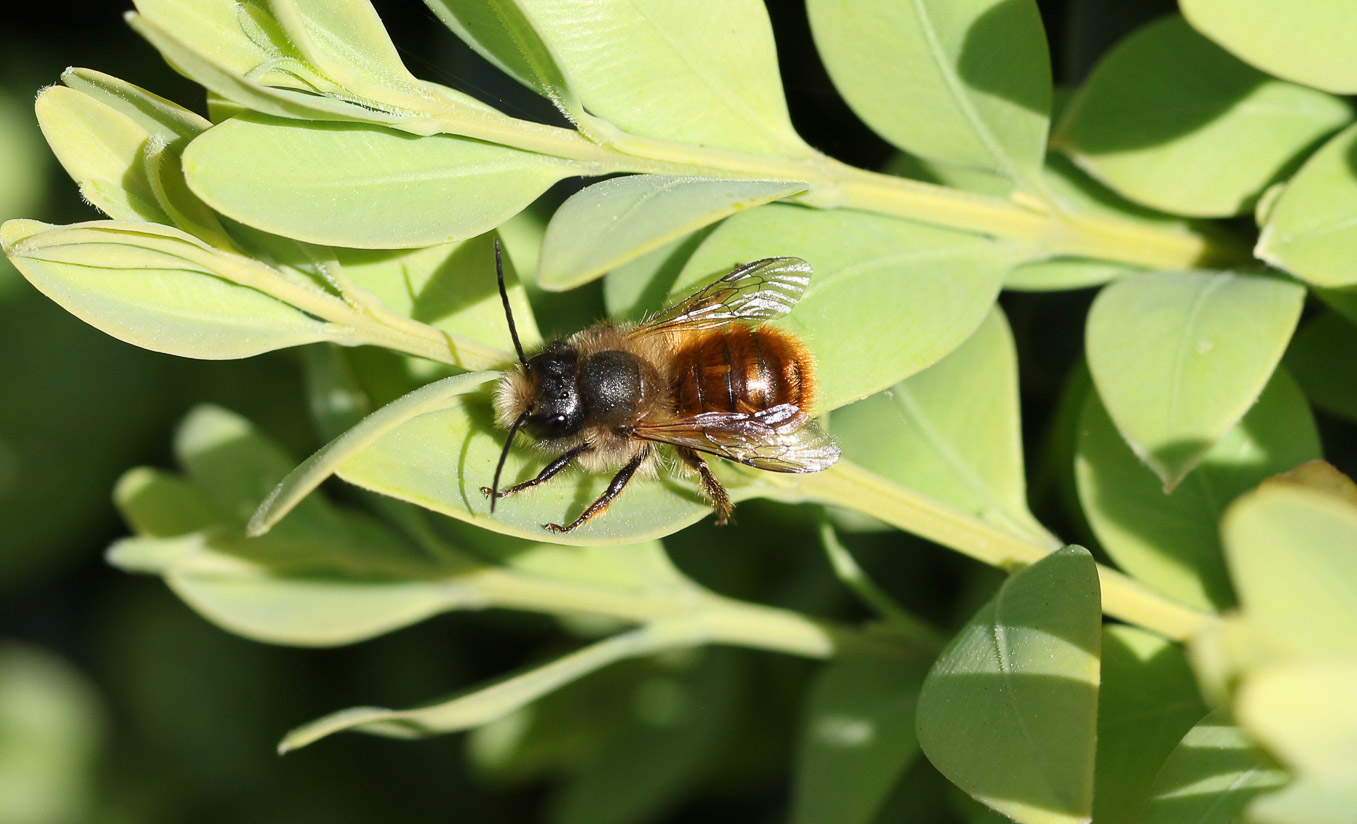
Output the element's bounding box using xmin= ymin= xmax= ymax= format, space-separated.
xmin=634 ymin=403 xmax=840 ymax=473
xmin=636 ymin=257 xmax=811 ymax=336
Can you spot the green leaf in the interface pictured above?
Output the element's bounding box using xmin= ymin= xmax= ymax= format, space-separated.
xmin=1222 ymin=483 xmax=1357 ymax=657
xmin=1139 ymin=708 xmax=1288 ymax=824
xmin=1286 ymin=312 xmax=1357 ymax=423
xmin=916 ymin=546 xmax=1101 ymax=824
xmin=248 ymin=372 xmax=499 ymax=536
xmin=1075 ymin=367 xmax=1320 ymax=612
xmin=1 ymin=219 xmax=342 ymax=359
xmin=1085 ymin=270 xmax=1305 ymax=489
xmin=537 ymin=176 xmax=805 ymax=290
xmin=333 ymin=231 xmax=540 ymax=356
xmin=278 ymin=627 xmax=669 ymax=751
xmin=421 ymin=0 xmax=574 ymax=106
xmin=183 ymin=114 xmax=577 ymax=248
xmin=808 ymin=0 xmax=1051 ymax=187
xmin=1256 ymin=124 xmax=1357 ymax=287
xmin=1093 ymin=625 xmax=1209 ymax=824
xmin=676 ymin=205 xmax=1024 ymax=413
xmin=1056 ymin=16 xmax=1352 ymax=217
xmin=792 ymin=651 xmax=926 ymax=824
xmin=1181 ymin=0 xmax=1357 ymax=94
xmin=831 ymin=308 xmax=1053 ymax=546
xmin=513 ymin=0 xmax=808 ymax=157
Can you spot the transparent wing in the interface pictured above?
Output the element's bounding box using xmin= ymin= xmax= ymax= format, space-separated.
xmin=638 ymin=257 xmax=812 ymax=335
xmin=635 ymin=403 xmax=840 ymax=473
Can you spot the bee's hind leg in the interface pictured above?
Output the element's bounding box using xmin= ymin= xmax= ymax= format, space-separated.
xmin=677 ymin=447 xmax=733 ymax=526
xmin=544 ymin=445 xmax=650 ymax=533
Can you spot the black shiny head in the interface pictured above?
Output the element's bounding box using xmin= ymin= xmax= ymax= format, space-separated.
xmin=523 ymin=345 xmax=584 ymax=440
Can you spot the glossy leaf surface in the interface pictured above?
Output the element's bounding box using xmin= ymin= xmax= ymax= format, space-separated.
xmin=917 ymin=546 xmax=1101 ymax=824
xmin=1085 ymin=269 xmax=1304 ymax=489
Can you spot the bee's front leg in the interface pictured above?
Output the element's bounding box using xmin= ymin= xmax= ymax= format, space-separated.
xmin=482 ymin=444 xmax=590 ymax=500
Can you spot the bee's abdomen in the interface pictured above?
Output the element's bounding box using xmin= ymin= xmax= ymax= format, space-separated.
xmin=672 ymin=327 xmax=811 ymax=418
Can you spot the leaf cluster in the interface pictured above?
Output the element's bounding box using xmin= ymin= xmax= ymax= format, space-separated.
xmin=5 ymin=1 xmax=1357 ymax=822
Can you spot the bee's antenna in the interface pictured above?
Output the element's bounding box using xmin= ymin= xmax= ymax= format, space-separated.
xmin=489 ymin=410 xmax=529 ymax=513
xmin=495 ymin=238 xmax=528 ymax=366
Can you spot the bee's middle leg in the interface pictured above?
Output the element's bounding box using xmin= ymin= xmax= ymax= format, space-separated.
xmin=676 ymin=447 xmax=733 ymax=526
xmin=545 ymin=445 xmax=650 ymax=533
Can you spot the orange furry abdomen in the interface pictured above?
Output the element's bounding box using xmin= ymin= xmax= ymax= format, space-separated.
xmin=671 ymin=327 xmax=813 ymax=418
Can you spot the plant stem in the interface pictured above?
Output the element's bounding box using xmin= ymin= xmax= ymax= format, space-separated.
xmin=421 ymin=106 xmax=1250 ymax=272
xmin=790 ymin=460 xmax=1218 ymax=642
xmin=469 ymin=566 xmax=941 ymax=661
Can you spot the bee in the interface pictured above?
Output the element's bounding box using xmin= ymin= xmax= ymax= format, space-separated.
xmin=483 ymin=241 xmax=839 ymax=533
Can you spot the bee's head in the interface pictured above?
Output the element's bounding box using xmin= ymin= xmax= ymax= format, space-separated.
xmin=521 ymin=343 xmax=583 ymax=440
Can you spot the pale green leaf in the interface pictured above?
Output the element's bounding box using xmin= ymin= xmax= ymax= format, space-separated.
xmin=1181 ymin=0 xmax=1357 ymax=94
xmin=248 ymin=371 xmax=499 ymax=536
xmin=676 ymin=205 xmax=1025 ymax=413
xmin=128 ymin=2 xmax=494 ymax=135
xmin=1256 ymin=124 xmax=1357 ymax=287
xmin=808 ymin=0 xmax=1051 ymax=187
xmin=1285 ymin=312 xmax=1357 ymax=423
xmin=792 ymin=651 xmax=925 ymax=824
xmin=1075 ymin=368 xmax=1319 ymax=611
xmin=1085 ymin=270 xmax=1305 ymax=489
xmin=1238 ymin=658 xmax=1357 ymax=786
xmin=1139 ymin=708 xmax=1288 ymax=824
xmin=1056 ymin=16 xmax=1352 ymax=217
xmin=551 ymin=652 xmax=743 ymax=824
xmin=916 ymin=546 xmax=1101 ymax=824
xmin=182 ymin=114 xmax=577 ymax=248
xmin=1004 ymin=259 xmax=1125 ymax=292
xmin=602 ymin=232 xmax=707 ymax=321
xmin=333 ymin=231 xmax=539 ymax=356
xmin=35 ymin=85 xmax=174 ymax=224
xmin=0 ymin=644 xmax=105 ymax=824
xmin=1 ymin=219 xmax=342 ymax=359
xmin=141 ymin=141 xmax=234 ymax=247
xmin=107 ymin=406 xmax=472 ymax=647
xmin=1248 ymin=775 xmax=1357 ymax=824
xmin=59 ymin=67 xmax=210 ymax=143
xmin=107 ymin=531 xmax=475 ymax=647
xmin=267 ymin=0 xmax=424 ymax=97
xmin=278 ymin=627 xmax=666 ymax=751
xmin=127 ymin=2 xmax=364 ymax=122
xmin=1093 ymin=626 xmax=1209 ymax=824
xmin=514 ymin=0 xmax=808 ymax=157
xmin=1222 ymin=483 xmax=1357 ymax=657
xmin=537 ymin=176 xmax=805 ymax=290
xmin=831 ymin=309 xmax=1053 ymax=546
xmin=422 ymin=0 xmax=574 ymax=106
